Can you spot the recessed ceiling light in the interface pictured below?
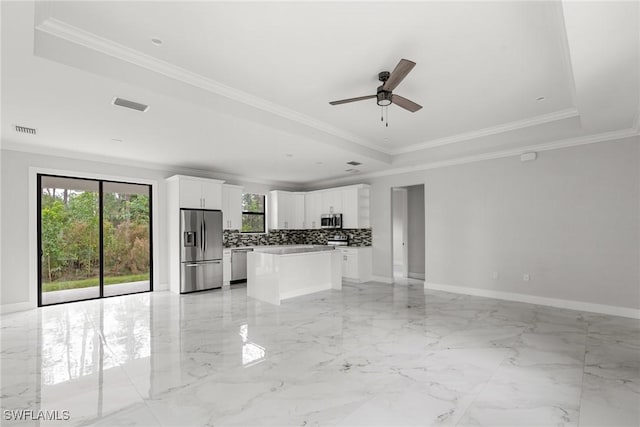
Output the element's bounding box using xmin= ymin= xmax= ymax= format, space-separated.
xmin=346 ymin=161 xmax=362 ymax=166
xmin=285 ymin=153 xmax=293 ymax=157
xmin=536 ymin=96 xmax=546 ymax=102
xmin=151 ymin=38 xmax=163 ymax=46
xmin=315 ymin=161 xmax=323 ymax=165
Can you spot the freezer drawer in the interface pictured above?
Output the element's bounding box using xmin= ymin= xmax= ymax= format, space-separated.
xmin=180 ymin=259 xmax=223 ymax=293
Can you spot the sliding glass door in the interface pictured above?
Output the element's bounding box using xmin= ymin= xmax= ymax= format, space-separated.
xmin=38 ymin=175 xmax=152 ymax=306
xmin=102 ymin=182 xmax=151 ymax=297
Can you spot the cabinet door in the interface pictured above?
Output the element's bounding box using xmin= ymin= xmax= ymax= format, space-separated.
xmin=322 ymin=190 xmax=342 ymax=214
xmin=341 ymin=187 xmax=358 ymax=229
xmin=223 ymin=186 xmax=243 ymax=230
xmin=228 ymin=187 xmax=243 ymax=230
xmin=292 ymin=193 xmax=306 ymax=229
xmin=270 ymin=191 xmax=292 ymax=229
xmin=341 ymin=250 xmax=358 ymax=279
xmin=280 ymin=192 xmax=293 ymax=229
xmin=305 ymin=192 xmax=321 ymax=229
xmin=179 ymin=178 xmax=204 ymax=209
xmin=201 ymin=181 xmax=222 ymax=210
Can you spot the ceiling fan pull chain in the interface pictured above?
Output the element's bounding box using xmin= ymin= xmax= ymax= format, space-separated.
xmin=386 ymin=105 xmax=389 ymax=127
xmin=381 ymin=105 xmax=384 ymax=122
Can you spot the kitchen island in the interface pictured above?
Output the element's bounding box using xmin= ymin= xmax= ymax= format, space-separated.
xmin=247 ymin=245 xmax=342 ymax=305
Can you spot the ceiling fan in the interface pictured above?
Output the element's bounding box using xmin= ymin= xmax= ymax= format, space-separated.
xmin=329 ymin=59 xmax=422 ymax=124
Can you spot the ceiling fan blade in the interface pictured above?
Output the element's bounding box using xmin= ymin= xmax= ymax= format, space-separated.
xmin=392 ymin=94 xmax=422 ymax=112
xmin=329 ymin=95 xmax=376 ymax=105
xmin=383 ymin=59 xmax=416 ymax=91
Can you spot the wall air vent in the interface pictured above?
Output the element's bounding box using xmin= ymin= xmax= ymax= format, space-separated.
xmin=112 ymin=97 xmax=149 ymax=112
xmin=346 ymin=161 xmax=361 ymax=166
xmin=15 ymin=125 xmax=37 ymax=135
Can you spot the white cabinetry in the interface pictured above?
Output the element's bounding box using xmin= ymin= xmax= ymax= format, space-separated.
xmin=304 ymin=192 xmax=322 ymax=229
xmin=292 ymin=193 xmax=305 ymax=229
xmin=269 ymin=191 xmax=305 ymax=230
xmin=341 ymin=185 xmax=370 ymax=229
xmin=321 ymin=189 xmax=342 ymax=214
xmin=222 ymin=184 xmax=243 ymax=230
xmin=170 ymin=175 xmax=224 ymax=209
xmin=340 ymin=247 xmax=372 ymax=283
xmin=271 ymin=184 xmax=370 ymax=231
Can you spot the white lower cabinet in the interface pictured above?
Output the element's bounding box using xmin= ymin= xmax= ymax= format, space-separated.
xmin=223 ymin=249 xmax=232 ymax=286
xmin=339 ymin=247 xmax=372 ymax=283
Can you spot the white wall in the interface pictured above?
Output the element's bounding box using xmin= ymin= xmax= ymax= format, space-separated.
xmin=391 ymin=188 xmax=406 ymax=267
xmin=406 ymin=185 xmax=425 ymax=278
xmin=368 ymin=137 xmax=640 ymax=313
xmin=0 ymin=148 xmax=289 ymax=311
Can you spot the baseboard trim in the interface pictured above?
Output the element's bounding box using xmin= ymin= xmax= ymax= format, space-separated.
xmin=425 ymin=283 xmax=640 ymax=319
xmin=371 ymin=275 xmax=394 ymax=284
xmin=409 ymin=272 xmax=426 ymax=280
xmin=0 ymin=301 xmax=35 ymax=314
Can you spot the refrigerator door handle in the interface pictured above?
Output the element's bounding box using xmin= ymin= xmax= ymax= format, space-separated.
xmin=186 ymin=260 xmax=221 ymax=267
xmin=200 ymin=221 xmax=204 ymax=253
xmin=203 ymin=216 xmax=207 ymax=254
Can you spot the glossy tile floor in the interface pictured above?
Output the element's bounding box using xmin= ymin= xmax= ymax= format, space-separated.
xmin=1 ymin=282 xmax=639 ymax=426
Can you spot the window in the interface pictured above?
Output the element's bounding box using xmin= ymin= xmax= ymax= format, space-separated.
xmin=38 ymin=174 xmax=153 ymax=306
xmin=241 ymin=193 xmax=266 ymax=233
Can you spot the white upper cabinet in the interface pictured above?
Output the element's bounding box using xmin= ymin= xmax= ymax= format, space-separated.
xmin=222 ymin=184 xmax=243 ymax=230
xmin=321 ymin=189 xmax=342 ymax=214
xmin=269 ymin=191 xmax=306 ymax=230
xmin=270 ymin=185 xmax=370 ymax=231
xmin=341 ymin=185 xmax=370 ymax=229
xmin=170 ymin=175 xmax=224 ymax=210
xmin=304 ymin=192 xmax=322 ymax=229
xmin=292 ymin=193 xmax=306 ymax=229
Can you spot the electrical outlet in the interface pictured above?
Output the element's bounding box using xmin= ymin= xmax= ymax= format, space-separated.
xmin=523 ymin=274 xmax=530 ymax=282
xmin=492 ymin=271 xmax=499 ymax=280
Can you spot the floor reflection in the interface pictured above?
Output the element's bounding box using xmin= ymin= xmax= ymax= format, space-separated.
xmin=239 ymin=324 xmax=266 ymax=367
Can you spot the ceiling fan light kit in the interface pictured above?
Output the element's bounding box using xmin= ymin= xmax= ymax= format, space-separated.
xmin=329 ymin=58 xmax=422 ymax=126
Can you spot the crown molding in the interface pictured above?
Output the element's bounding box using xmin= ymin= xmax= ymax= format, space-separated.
xmin=390 ymin=107 xmax=580 ymax=154
xmin=35 ymin=18 xmax=391 ymax=156
xmin=310 ymin=127 xmax=639 ymax=187
xmin=0 ymin=141 xmax=304 ymax=190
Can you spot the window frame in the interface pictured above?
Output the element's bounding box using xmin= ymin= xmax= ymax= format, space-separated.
xmin=240 ymin=193 xmax=266 ymax=234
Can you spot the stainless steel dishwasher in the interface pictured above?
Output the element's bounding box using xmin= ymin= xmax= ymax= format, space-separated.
xmin=231 ymin=247 xmax=253 ymax=282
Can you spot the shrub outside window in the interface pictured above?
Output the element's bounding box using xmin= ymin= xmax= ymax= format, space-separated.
xmin=241 ymin=193 xmax=265 ymax=233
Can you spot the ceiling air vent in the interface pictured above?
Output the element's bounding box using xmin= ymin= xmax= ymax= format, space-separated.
xmin=346 ymin=161 xmax=361 ymax=166
xmin=15 ymin=125 xmax=37 ymax=135
xmin=112 ymin=97 xmax=149 ymax=112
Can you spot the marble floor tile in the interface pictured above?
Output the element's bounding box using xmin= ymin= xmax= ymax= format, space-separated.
xmin=1 ymin=282 xmax=639 ymax=426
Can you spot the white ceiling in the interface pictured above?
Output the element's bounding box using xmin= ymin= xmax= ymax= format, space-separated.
xmin=1 ymin=1 xmax=638 ymax=186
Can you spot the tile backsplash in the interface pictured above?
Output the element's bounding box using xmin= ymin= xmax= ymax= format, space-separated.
xmin=223 ymin=228 xmax=371 ymax=247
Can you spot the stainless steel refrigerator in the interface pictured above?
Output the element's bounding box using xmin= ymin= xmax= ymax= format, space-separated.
xmin=180 ymin=209 xmax=223 ymax=293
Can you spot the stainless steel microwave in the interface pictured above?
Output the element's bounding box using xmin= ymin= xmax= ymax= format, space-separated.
xmin=321 ymin=213 xmax=342 ymax=229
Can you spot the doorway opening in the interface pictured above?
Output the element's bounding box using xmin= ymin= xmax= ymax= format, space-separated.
xmin=38 ymin=174 xmax=153 ymax=306
xmin=391 ymin=185 xmax=425 ymax=282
